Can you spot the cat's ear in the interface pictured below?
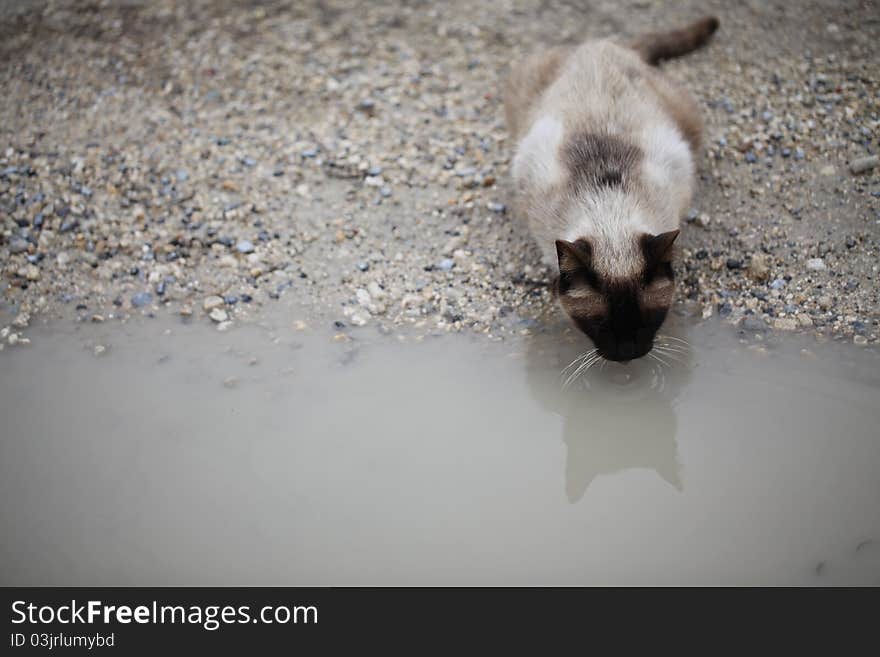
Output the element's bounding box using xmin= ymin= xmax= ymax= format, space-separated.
xmin=642 ymin=230 xmax=679 ymax=264
xmin=555 ymin=238 xmax=592 ymax=273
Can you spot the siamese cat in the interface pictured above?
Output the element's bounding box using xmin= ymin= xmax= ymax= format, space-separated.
xmin=505 ymin=17 xmax=718 ymax=361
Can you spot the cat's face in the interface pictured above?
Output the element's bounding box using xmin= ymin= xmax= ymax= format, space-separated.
xmin=555 ymin=230 xmax=678 ymax=362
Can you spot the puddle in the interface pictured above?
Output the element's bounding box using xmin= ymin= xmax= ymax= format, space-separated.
xmin=1 ymin=313 xmax=879 ymax=585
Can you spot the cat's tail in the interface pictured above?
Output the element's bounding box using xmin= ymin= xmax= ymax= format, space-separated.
xmin=630 ymin=16 xmax=719 ymax=66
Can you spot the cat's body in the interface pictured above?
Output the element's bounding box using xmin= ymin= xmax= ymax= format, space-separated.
xmin=505 ymin=17 xmax=718 ymax=361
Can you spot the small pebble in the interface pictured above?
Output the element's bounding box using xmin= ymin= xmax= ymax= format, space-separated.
xmin=849 ymin=155 xmax=878 ymax=174
xmin=131 ymin=292 xmax=152 ymax=308
xmin=236 ymin=240 xmax=255 ymax=254
xmin=9 ymin=238 xmax=29 ymax=254
xmin=203 ymin=296 xmax=224 ymax=311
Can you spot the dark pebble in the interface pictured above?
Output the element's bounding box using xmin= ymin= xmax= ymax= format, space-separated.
xmin=156 ymin=281 xmax=166 ymax=296
xmin=224 ymin=295 xmax=239 ymax=305
xmin=131 ymin=292 xmax=152 ymax=308
xmin=333 ymin=320 xmax=346 ymax=330
xmin=9 ymin=238 xmax=29 ymax=254
xmin=726 ymin=258 xmax=743 ymax=270
xmin=240 ymin=294 xmax=253 ymax=303
xmin=356 ymin=261 xmax=370 ymax=272
xmin=745 ymin=152 xmax=757 ymax=164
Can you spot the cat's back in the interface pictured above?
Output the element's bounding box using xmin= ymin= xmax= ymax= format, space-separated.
xmin=539 ymin=39 xmax=671 ymax=136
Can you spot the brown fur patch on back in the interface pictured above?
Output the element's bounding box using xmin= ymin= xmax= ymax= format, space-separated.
xmin=562 ymin=133 xmax=643 ymax=193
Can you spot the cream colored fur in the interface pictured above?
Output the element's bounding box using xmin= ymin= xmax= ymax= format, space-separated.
xmin=507 ymin=40 xmax=702 ymax=277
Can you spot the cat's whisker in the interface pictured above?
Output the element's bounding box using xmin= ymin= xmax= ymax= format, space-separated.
xmin=649 ymin=351 xmax=671 ymax=369
xmin=583 ymin=355 xmax=603 ymax=375
xmin=656 ymin=344 xmax=689 ymax=355
xmin=654 ymin=344 xmax=688 ymax=357
xmin=563 ymin=354 xmax=601 ymax=389
xmin=655 ymin=339 xmax=691 ymax=358
xmin=654 ymin=345 xmax=687 ymax=357
xmin=653 ymin=347 xmax=688 ymax=366
xmin=562 ymin=357 xmax=591 ymax=390
xmin=560 ymin=354 xmax=586 ymax=378
xmin=560 ymin=349 xmax=596 ymax=379
xmin=658 ymin=334 xmax=691 ymax=348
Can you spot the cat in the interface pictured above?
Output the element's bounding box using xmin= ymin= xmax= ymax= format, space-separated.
xmin=505 ymin=17 xmax=719 ymax=361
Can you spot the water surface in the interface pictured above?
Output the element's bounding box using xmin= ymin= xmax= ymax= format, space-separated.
xmin=1 ymin=314 xmax=879 ymax=585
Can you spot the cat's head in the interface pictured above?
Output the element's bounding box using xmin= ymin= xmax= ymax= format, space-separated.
xmin=554 ymin=230 xmax=678 ymax=362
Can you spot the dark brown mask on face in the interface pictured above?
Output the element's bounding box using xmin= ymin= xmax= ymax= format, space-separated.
xmin=555 ymin=230 xmax=678 ymax=362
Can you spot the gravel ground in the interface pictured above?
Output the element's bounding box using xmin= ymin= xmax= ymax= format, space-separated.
xmin=1 ymin=0 xmax=878 ymax=347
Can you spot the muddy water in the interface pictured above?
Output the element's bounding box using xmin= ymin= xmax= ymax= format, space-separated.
xmin=1 ymin=314 xmax=879 ymax=585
